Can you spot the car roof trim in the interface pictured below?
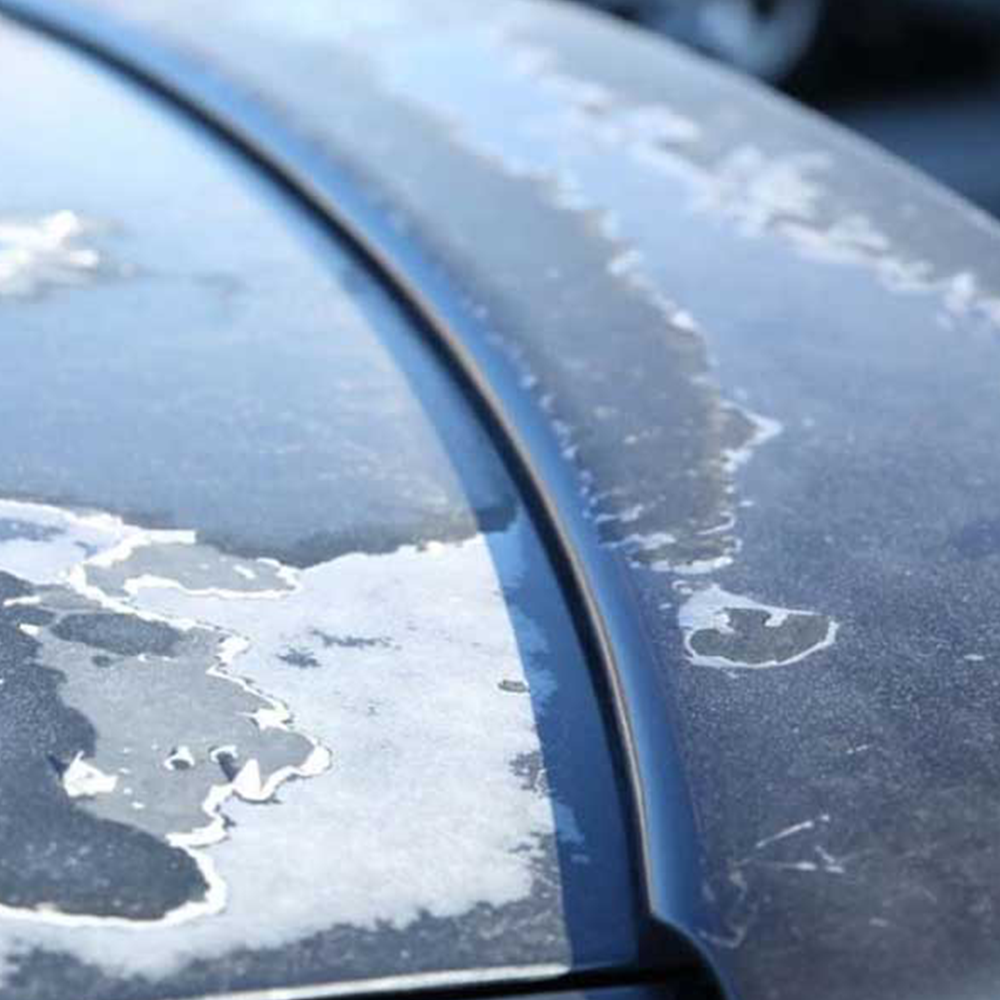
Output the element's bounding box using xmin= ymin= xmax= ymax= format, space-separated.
xmin=0 ymin=0 xmax=724 ymax=990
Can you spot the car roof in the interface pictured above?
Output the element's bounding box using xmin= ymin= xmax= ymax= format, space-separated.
xmin=0 ymin=14 xmax=652 ymax=1000
xmin=3 ymin=2 xmax=1000 ymax=999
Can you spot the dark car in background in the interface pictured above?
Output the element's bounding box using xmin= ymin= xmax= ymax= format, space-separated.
xmin=584 ymin=0 xmax=1000 ymax=217
xmin=587 ymin=0 xmax=1000 ymax=82
xmin=586 ymin=0 xmax=830 ymax=81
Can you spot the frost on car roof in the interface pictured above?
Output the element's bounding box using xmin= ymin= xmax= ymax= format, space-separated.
xmin=71 ymin=2 xmax=1000 ymax=999
xmin=0 ymin=19 xmax=636 ymax=1000
xmin=0 ymin=500 xmax=546 ymax=935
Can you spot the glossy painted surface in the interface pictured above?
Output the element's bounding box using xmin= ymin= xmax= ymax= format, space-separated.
xmin=33 ymin=2 xmax=1000 ymax=999
xmin=0 ymin=18 xmax=642 ymax=1000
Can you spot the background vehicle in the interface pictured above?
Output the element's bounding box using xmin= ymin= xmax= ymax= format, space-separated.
xmin=586 ymin=0 xmax=1000 ymax=84
xmin=584 ymin=0 xmax=1000 ymax=219
xmin=587 ymin=0 xmax=832 ymax=82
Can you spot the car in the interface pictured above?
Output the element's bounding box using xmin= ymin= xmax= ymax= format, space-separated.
xmin=585 ymin=0 xmax=832 ymax=82
xmin=584 ymin=0 xmax=1000 ymax=84
xmin=1 ymin=2 xmax=1000 ymax=1000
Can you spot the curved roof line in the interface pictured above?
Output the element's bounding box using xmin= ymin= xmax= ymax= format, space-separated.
xmin=0 ymin=0 xmax=722 ymax=991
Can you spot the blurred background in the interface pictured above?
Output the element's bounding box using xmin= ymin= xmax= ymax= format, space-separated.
xmin=580 ymin=0 xmax=1000 ymax=218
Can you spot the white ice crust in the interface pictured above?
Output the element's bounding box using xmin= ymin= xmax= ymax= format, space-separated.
xmin=0 ymin=498 xmax=563 ymax=977
xmin=0 ymin=211 xmax=102 ymax=298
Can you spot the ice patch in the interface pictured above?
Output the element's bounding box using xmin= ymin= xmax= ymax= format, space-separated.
xmin=0 ymin=211 xmax=103 ymax=298
xmin=0 ymin=498 xmax=561 ymax=977
xmin=62 ymin=755 xmax=118 ymax=799
xmin=679 ymin=584 xmax=838 ymax=669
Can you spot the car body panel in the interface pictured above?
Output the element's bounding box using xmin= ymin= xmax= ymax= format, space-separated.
xmin=3 ymin=2 xmax=1000 ymax=1000
xmin=0 ymin=17 xmax=647 ymax=1000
